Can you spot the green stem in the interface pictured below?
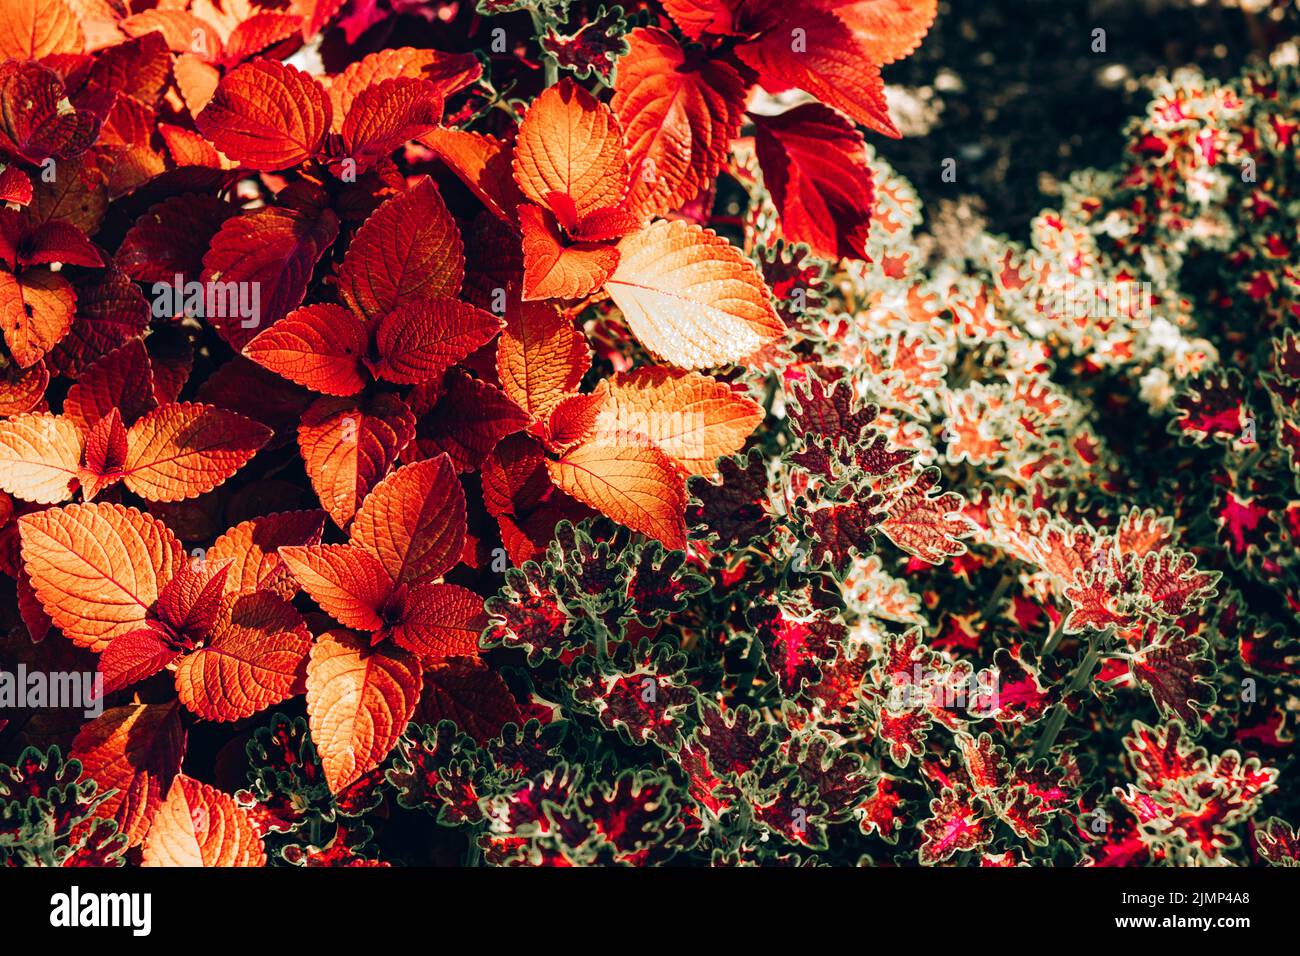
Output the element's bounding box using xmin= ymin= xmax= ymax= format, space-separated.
xmin=528 ymin=7 xmax=559 ymax=87
xmin=1032 ymin=633 xmax=1101 ymax=761
xmin=1042 ymin=612 xmax=1069 ymax=657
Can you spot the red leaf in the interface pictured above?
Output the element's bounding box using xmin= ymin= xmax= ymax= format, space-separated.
xmin=351 ymin=455 xmax=467 ymax=587
xmin=0 ymin=0 xmax=84 ymax=61
xmin=733 ymin=2 xmax=899 ymax=138
xmin=327 ymin=47 xmax=481 ymax=133
xmin=415 ymin=658 xmax=521 ymax=744
xmin=387 ymin=582 xmax=485 ymax=662
xmin=196 ymin=60 xmax=331 ymax=170
xmin=200 ymin=205 xmax=340 ymax=350
xmin=0 ymin=267 xmax=76 ymax=369
xmin=98 ymin=624 xmax=180 ymax=694
xmin=370 ymin=298 xmax=503 ymax=386
xmin=512 ymin=78 xmax=630 ymax=222
xmin=340 ymin=77 xmax=442 ymax=172
xmin=306 ymin=629 xmax=422 ymax=793
xmin=117 ymin=194 xmax=237 ymax=285
xmin=0 ymin=61 xmax=99 ymax=163
xmin=611 ymin=27 xmax=747 ymax=220
xmin=71 ymin=701 xmax=185 ymax=846
xmin=153 ymin=556 xmax=232 ymax=640
xmin=244 ymin=303 xmax=368 ymax=396
xmin=337 ymin=177 xmax=464 ymax=318
xmin=278 ymin=542 xmax=393 ymax=630
xmin=63 ymin=337 xmax=156 ymax=433
xmin=752 ymin=103 xmax=875 ymax=260
xmin=406 ymin=368 xmax=529 ymax=472
xmin=298 ymin=393 xmax=415 ymax=528
xmin=174 ymin=591 xmax=312 ymax=721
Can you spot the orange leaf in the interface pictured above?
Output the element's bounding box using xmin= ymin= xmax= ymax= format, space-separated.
xmin=337 ymin=177 xmax=464 ymax=319
xmin=196 ymin=60 xmax=330 ymax=170
xmin=278 ymin=543 xmax=393 ymax=630
xmin=541 ymin=391 xmax=606 ymax=452
xmin=141 ymin=774 xmax=266 ymax=866
xmin=173 ymin=53 xmax=220 ymax=118
xmin=512 ymin=78 xmax=630 ymax=223
xmin=306 ymin=630 xmax=422 ymax=794
xmin=546 ymin=432 xmax=687 ymax=548
xmin=370 ymin=298 xmax=504 ymax=386
xmin=174 ymin=592 xmax=312 ymax=721
xmin=297 ymin=393 xmax=415 ymax=528
xmin=594 ymin=366 xmax=762 ymax=474
xmin=734 ymin=4 xmax=898 ymax=138
xmin=63 ymin=337 xmax=157 ymax=433
xmin=200 ymin=205 xmax=340 ymax=351
xmin=0 ymin=412 xmax=81 ymax=503
xmin=815 ymin=0 xmax=938 ymax=65
xmin=519 ymin=203 xmax=619 ymax=301
xmin=612 ymin=27 xmax=747 ymax=220
xmin=340 ymin=77 xmax=442 ymax=172
xmin=605 ymin=219 xmax=784 ymax=369
xmin=0 ymin=0 xmax=83 ymax=61
xmin=419 ymin=127 xmax=525 ymax=222
xmin=388 ymin=581 xmax=485 ymax=662
xmin=351 ymin=455 xmax=466 ymax=587
xmin=207 ymin=509 xmax=327 ymax=598
xmin=243 ymin=303 xmax=368 ymax=396
xmin=122 ymin=402 xmax=272 ymax=502
xmin=122 ymin=10 xmax=222 ymax=61
xmin=18 ymin=502 xmax=184 ymax=651
xmin=497 ymin=300 xmax=590 ymax=420
xmin=327 ymin=47 xmax=481 ymax=134
xmin=71 ymin=701 xmax=185 ymax=847
xmin=0 ymin=267 xmax=76 ymax=369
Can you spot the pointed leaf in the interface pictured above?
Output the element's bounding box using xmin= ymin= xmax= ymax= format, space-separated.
xmin=546 ymin=432 xmax=687 ymax=548
xmin=122 ymin=403 xmax=272 ymax=502
xmin=337 ymin=177 xmax=464 ymax=319
xmin=0 ymin=412 xmax=81 ymax=503
xmin=513 ymin=78 xmax=630 ymax=222
xmin=351 ymin=455 xmax=467 ymax=586
xmin=306 ymin=630 xmax=422 ymax=794
xmin=298 ymin=393 xmax=415 ymax=528
xmin=243 ymin=303 xmax=368 ymax=396
xmin=606 ymin=219 xmax=784 ymax=369
xmin=174 ymin=592 xmax=312 ymax=721
xmin=142 ymin=775 xmax=266 ymax=866
xmin=196 ymin=60 xmax=330 ymax=170
xmin=19 ymin=502 xmax=184 ymax=651
xmin=278 ymin=543 xmax=393 ymax=630
xmin=594 ymin=366 xmax=762 ymax=473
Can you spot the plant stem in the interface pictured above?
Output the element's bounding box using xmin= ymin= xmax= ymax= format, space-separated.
xmin=1032 ymin=632 xmax=1101 ymax=761
xmin=528 ymin=7 xmax=559 ymax=87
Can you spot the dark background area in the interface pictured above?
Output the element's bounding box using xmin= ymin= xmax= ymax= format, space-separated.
xmin=873 ymin=0 xmax=1298 ymax=238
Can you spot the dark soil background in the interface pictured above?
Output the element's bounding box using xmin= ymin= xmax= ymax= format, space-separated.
xmin=874 ymin=0 xmax=1299 ymax=238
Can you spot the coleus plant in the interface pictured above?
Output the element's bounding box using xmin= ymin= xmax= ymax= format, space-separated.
xmin=1 ymin=0 xmax=1295 ymax=870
